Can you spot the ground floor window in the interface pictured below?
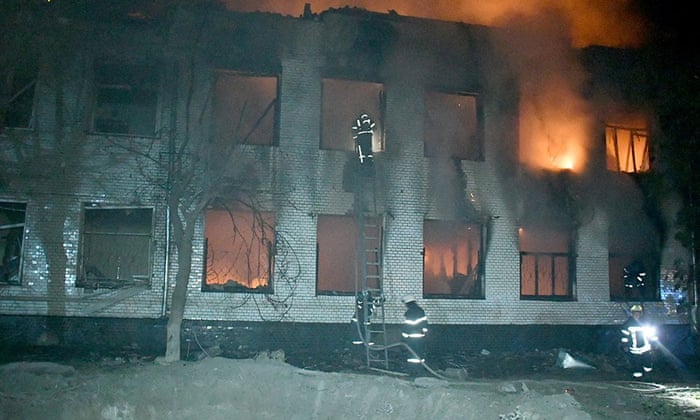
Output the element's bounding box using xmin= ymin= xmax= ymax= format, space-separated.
xmin=423 ymin=220 xmax=484 ymax=298
xmin=316 ymin=214 xmax=358 ymax=295
xmin=0 ymin=202 xmax=26 ymax=285
xmin=609 ymin=229 xmax=659 ymax=301
xmin=203 ymin=208 xmax=275 ymax=293
xmin=520 ymin=226 xmax=575 ymax=300
xmin=78 ymin=207 xmax=153 ymax=288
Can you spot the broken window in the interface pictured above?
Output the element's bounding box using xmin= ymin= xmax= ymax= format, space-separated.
xmin=519 ymin=227 xmax=574 ymax=300
xmin=92 ymin=62 xmax=158 ymax=137
xmin=423 ymin=220 xmax=484 ymax=298
xmin=1 ymin=63 xmax=36 ymax=130
xmin=424 ymin=91 xmax=481 ymax=160
xmin=0 ymin=202 xmax=26 ymax=285
xmin=213 ymin=71 xmax=278 ymax=146
xmin=203 ymin=208 xmax=275 ymax=293
xmin=605 ymin=124 xmax=650 ymax=173
xmin=78 ymin=207 xmax=153 ymax=289
xmin=321 ymin=78 xmax=383 ymax=152
xmin=609 ymin=230 xmax=658 ymax=302
xmin=316 ymin=214 xmax=358 ymax=294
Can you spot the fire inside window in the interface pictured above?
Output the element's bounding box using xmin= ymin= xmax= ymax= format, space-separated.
xmin=605 ymin=124 xmax=650 ymax=173
xmin=203 ymin=208 xmax=275 ymax=292
xmin=424 ymin=91 xmax=481 ymax=160
xmin=79 ymin=207 xmax=153 ymax=289
xmin=423 ymin=220 xmax=483 ymax=298
xmin=316 ymin=214 xmax=358 ymax=294
xmin=93 ymin=63 xmax=158 ymax=137
xmin=213 ymin=71 xmax=278 ymax=146
xmin=320 ymin=78 xmax=384 ymax=152
xmin=519 ymin=227 xmax=574 ymax=300
xmin=0 ymin=202 xmax=26 ymax=285
xmin=1 ymin=65 xmax=36 ymax=129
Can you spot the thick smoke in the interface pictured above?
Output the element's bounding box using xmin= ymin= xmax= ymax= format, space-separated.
xmin=222 ymin=0 xmax=647 ymax=47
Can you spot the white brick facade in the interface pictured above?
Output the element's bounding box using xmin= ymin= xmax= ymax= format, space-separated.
xmin=0 ymin=7 xmax=688 ymax=329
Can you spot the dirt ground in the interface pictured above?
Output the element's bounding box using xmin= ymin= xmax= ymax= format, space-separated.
xmin=1 ymin=347 xmax=699 ymax=420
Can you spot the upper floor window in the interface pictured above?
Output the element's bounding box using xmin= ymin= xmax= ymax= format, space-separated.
xmin=605 ymin=124 xmax=650 ymax=173
xmin=423 ymin=220 xmax=483 ymax=298
xmin=213 ymin=71 xmax=278 ymax=146
xmin=321 ymin=78 xmax=383 ymax=153
xmin=78 ymin=207 xmax=153 ymax=289
xmin=316 ymin=214 xmax=358 ymax=295
xmin=0 ymin=202 xmax=26 ymax=285
xmin=424 ymin=91 xmax=481 ymax=160
xmin=1 ymin=64 xmax=37 ymax=130
xmin=520 ymin=226 xmax=574 ymax=300
xmin=203 ymin=208 xmax=275 ymax=293
xmin=93 ymin=62 xmax=159 ymax=137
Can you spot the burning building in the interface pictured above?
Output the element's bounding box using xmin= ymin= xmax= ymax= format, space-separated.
xmin=0 ymin=2 xmax=692 ymax=358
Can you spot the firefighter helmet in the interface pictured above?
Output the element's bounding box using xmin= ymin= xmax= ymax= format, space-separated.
xmin=402 ymin=295 xmax=416 ymax=304
xmin=630 ymin=304 xmax=643 ymax=312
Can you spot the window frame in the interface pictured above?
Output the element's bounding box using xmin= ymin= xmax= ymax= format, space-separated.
xmin=212 ymin=70 xmax=280 ymax=147
xmin=202 ymin=207 xmax=275 ymax=293
xmin=320 ymin=78 xmax=384 ymax=153
xmin=424 ymin=89 xmax=483 ymax=161
xmin=77 ymin=206 xmax=154 ymax=289
xmin=422 ymin=219 xmax=485 ymax=299
xmin=605 ymin=123 xmax=650 ymax=173
xmin=0 ymin=201 xmax=26 ymax=285
xmin=519 ymin=226 xmax=576 ymax=301
xmin=91 ymin=61 xmax=160 ymax=137
xmin=1 ymin=64 xmax=37 ymax=130
xmin=316 ymin=214 xmax=359 ymax=295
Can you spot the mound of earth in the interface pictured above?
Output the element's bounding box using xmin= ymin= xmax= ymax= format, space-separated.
xmin=1 ymin=351 xmax=697 ymax=419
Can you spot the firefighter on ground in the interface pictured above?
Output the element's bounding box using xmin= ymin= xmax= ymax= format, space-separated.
xmin=352 ymin=113 xmax=375 ymax=164
xmin=351 ymin=292 xmax=373 ymax=345
xmin=401 ymin=295 xmax=428 ymax=366
xmin=620 ymin=304 xmax=658 ymax=379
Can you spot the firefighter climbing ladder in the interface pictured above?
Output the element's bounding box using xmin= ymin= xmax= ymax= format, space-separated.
xmin=355 ymin=164 xmax=389 ymax=369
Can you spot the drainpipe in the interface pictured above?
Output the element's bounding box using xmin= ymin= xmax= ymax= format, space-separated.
xmin=161 ymin=64 xmax=178 ymax=317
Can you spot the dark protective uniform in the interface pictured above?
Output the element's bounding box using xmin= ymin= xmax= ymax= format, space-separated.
xmin=352 ymin=113 xmax=375 ymax=164
xmin=351 ymin=293 xmax=373 ymax=345
xmin=401 ymin=300 xmax=428 ymax=364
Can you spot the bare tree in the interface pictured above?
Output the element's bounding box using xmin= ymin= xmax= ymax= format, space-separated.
xmin=130 ymin=5 xmax=299 ymax=362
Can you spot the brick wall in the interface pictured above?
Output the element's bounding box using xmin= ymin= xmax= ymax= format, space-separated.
xmin=0 ymin=9 xmax=688 ymax=331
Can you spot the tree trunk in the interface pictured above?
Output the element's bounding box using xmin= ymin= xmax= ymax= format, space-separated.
xmin=164 ymin=211 xmax=196 ymax=362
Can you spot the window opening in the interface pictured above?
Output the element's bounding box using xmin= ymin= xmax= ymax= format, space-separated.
xmin=519 ymin=226 xmax=574 ymax=300
xmin=606 ymin=124 xmax=650 ymax=173
xmin=321 ymin=78 xmax=383 ymax=152
xmin=609 ymin=230 xmax=659 ymax=302
xmin=0 ymin=202 xmax=26 ymax=285
xmin=93 ymin=62 xmax=158 ymax=137
xmin=213 ymin=71 xmax=278 ymax=146
xmin=424 ymin=91 xmax=481 ymax=160
xmin=316 ymin=214 xmax=358 ymax=294
xmin=423 ymin=220 xmax=483 ymax=298
xmin=1 ymin=64 xmax=36 ymax=129
xmin=78 ymin=207 xmax=153 ymax=288
xmin=203 ymin=208 xmax=275 ymax=292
